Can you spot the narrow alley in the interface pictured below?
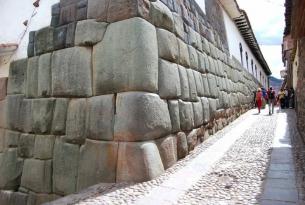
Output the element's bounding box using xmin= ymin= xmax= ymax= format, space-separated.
xmin=50 ymin=108 xmax=305 ymax=205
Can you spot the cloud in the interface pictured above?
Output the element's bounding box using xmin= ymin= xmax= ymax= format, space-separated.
xmin=260 ymin=45 xmax=285 ymax=78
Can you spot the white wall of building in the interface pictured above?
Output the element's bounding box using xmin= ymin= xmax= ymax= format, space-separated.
xmin=0 ymin=0 xmax=59 ymax=77
xmin=221 ymin=7 xmax=268 ymax=88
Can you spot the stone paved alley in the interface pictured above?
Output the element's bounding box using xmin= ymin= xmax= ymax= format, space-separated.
xmin=49 ymin=108 xmax=305 ymax=205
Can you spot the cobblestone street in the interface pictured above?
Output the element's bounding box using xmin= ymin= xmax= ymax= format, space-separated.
xmin=50 ymin=108 xmax=305 ymax=205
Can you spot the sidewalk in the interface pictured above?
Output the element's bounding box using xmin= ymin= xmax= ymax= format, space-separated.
xmin=48 ymin=108 xmax=304 ymax=205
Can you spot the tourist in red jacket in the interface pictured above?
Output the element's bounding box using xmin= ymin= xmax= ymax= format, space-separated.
xmin=256 ymin=88 xmax=263 ymax=114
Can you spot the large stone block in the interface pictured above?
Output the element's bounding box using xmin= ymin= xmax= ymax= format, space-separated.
xmin=32 ymin=99 xmax=55 ymax=134
xmin=66 ymin=22 xmax=76 ymax=47
xmin=0 ymin=100 xmax=7 ymax=129
xmin=177 ymin=38 xmax=190 ymax=67
xmin=157 ymin=28 xmax=179 ymax=63
xmin=34 ymin=135 xmax=55 ymax=160
xmin=51 ymin=98 xmax=69 ymax=135
xmin=0 ymin=78 xmax=7 ymax=101
xmin=6 ymin=95 xmax=24 ymax=130
xmin=35 ymin=27 xmax=54 ymax=55
xmin=87 ymin=95 xmax=114 ymax=141
xmin=207 ymin=74 xmax=218 ymax=98
xmin=75 ymin=20 xmax=108 ymax=46
xmin=168 ymin=100 xmax=180 ymax=133
xmin=173 ymin=12 xmax=184 ymax=39
xmin=18 ymin=99 xmax=33 ymax=133
xmin=0 ymin=129 xmax=4 ymax=152
xmin=197 ymin=52 xmax=207 ymax=74
xmin=116 ymin=141 xmax=164 ymax=182
xmin=59 ymin=3 xmax=77 ymax=25
xmin=0 ymin=149 xmax=23 ymax=190
xmin=156 ymin=135 xmax=177 ymax=169
xmin=87 ymin=0 xmax=109 ymax=21
xmin=53 ymin=137 xmax=79 ymax=195
xmin=188 ymin=45 xmax=198 ymax=69
xmin=201 ymin=74 xmax=210 ymax=97
xmin=208 ymin=98 xmax=217 ymax=119
xmin=93 ymin=17 xmax=158 ymax=95
xmin=179 ymin=100 xmax=194 ymax=131
xmin=21 ymin=159 xmax=52 ymax=193
xmin=193 ymin=70 xmax=204 ymax=97
xmin=107 ymin=0 xmax=150 ymax=23
xmin=52 ymin=47 xmax=92 ymax=97
xmin=150 ymin=0 xmax=174 ymax=31
xmin=25 ymin=57 xmax=39 ymax=98
xmin=186 ymin=69 xmax=198 ymax=102
xmin=4 ymin=130 xmax=20 ymax=149
xmin=176 ymin=132 xmax=188 ymax=159
xmin=53 ymin=25 xmax=67 ymax=50
xmin=37 ymin=53 xmax=51 ymax=97
xmin=186 ymin=130 xmax=197 ymax=151
xmin=0 ymin=191 xmax=28 ymax=205
xmin=178 ymin=65 xmax=190 ymax=101
xmin=18 ymin=134 xmax=35 ymax=158
xmin=115 ymin=92 xmax=172 ymax=141
xmin=7 ymin=59 xmax=27 ymax=95
xmin=193 ymin=101 xmax=204 ymax=127
xmin=158 ymin=59 xmax=181 ymax=99
xmin=65 ymin=99 xmax=87 ymax=144
xmin=77 ymin=140 xmax=118 ymax=191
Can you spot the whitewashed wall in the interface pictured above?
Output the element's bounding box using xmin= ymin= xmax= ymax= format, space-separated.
xmin=0 ymin=0 xmax=59 ymax=77
xmin=221 ymin=7 xmax=268 ymax=87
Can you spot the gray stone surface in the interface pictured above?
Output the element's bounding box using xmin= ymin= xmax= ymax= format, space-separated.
xmin=201 ymin=74 xmax=210 ymax=97
xmin=186 ymin=130 xmax=197 ymax=151
xmin=18 ymin=99 xmax=33 ymax=133
xmin=52 ymin=47 xmax=92 ymax=97
xmin=86 ymin=95 xmax=114 ymax=141
xmin=0 ymin=100 xmax=6 ymax=129
xmin=18 ymin=134 xmax=35 ymax=158
xmin=156 ymin=135 xmax=177 ymax=169
xmin=38 ymin=53 xmax=52 ymax=97
xmin=21 ymin=159 xmax=52 ymax=193
xmin=53 ymin=137 xmax=79 ymax=195
xmin=188 ymin=45 xmax=198 ymax=69
xmin=116 ymin=141 xmax=164 ymax=182
xmin=173 ymin=13 xmax=184 ymax=39
xmin=35 ymin=27 xmax=54 ymax=55
xmin=158 ymin=59 xmax=181 ymax=99
xmin=0 ymin=148 xmax=23 ymax=190
xmin=32 ymin=99 xmax=55 ymax=134
xmin=157 ymin=28 xmax=179 ymax=63
xmin=34 ymin=135 xmax=55 ymax=160
xmin=176 ymin=132 xmax=188 ymax=159
xmin=150 ymin=1 xmax=174 ymax=31
xmin=178 ymin=65 xmax=190 ymax=101
xmin=193 ymin=70 xmax=204 ymax=97
xmin=186 ymin=69 xmax=198 ymax=102
xmin=208 ymin=98 xmax=217 ymax=119
xmin=93 ymin=17 xmax=158 ymax=95
xmin=65 ymin=99 xmax=87 ymax=144
xmin=51 ymin=98 xmax=69 ymax=135
xmin=7 ymin=59 xmax=27 ymax=95
xmin=192 ymin=101 xmax=204 ymax=127
xmin=179 ymin=100 xmax=194 ymax=131
xmin=197 ymin=52 xmax=207 ymax=74
xmin=26 ymin=56 xmax=39 ymax=98
xmin=114 ymin=92 xmax=172 ymax=141
xmin=0 ymin=191 xmax=28 ymax=205
xmin=207 ymin=74 xmax=218 ymax=98
xmin=77 ymin=139 xmax=118 ymax=191
xmin=0 ymin=129 xmax=4 ymax=152
xmin=75 ymin=19 xmax=108 ymax=46
xmin=27 ymin=192 xmax=60 ymax=205
xmin=53 ymin=25 xmax=67 ymax=50
xmin=4 ymin=130 xmax=20 ymax=148
xmin=177 ymin=39 xmax=190 ymax=67
xmin=87 ymin=0 xmax=108 ymax=21
xmin=201 ymin=97 xmax=210 ymax=124
xmin=168 ymin=100 xmax=181 ymax=133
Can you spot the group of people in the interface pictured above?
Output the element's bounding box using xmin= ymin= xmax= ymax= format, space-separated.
xmin=255 ymin=87 xmax=295 ymax=115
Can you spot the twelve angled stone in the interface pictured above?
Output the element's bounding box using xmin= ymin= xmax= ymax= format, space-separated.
xmin=114 ymin=92 xmax=172 ymax=141
xmin=93 ymin=17 xmax=158 ymax=95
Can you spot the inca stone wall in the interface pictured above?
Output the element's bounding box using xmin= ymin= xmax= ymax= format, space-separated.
xmin=0 ymin=0 xmax=259 ymax=204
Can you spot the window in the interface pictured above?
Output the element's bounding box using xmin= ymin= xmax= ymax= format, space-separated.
xmin=239 ymin=43 xmax=243 ymax=67
xmin=260 ymin=71 xmax=262 ymax=83
xmin=245 ymin=52 xmax=248 ymax=70
xmin=251 ymin=59 xmax=254 ymax=74
xmin=255 ymin=65 xmax=257 ymax=78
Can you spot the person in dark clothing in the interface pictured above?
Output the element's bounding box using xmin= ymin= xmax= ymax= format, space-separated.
xmin=290 ymin=87 xmax=295 ymax=108
xmin=267 ymin=87 xmax=276 ymax=115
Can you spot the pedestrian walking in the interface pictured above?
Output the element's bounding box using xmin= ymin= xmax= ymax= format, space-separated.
xmin=278 ymin=89 xmax=285 ymax=109
xmin=256 ymin=88 xmax=263 ymax=114
xmin=267 ymin=87 xmax=276 ymax=115
xmin=284 ymin=88 xmax=289 ymax=108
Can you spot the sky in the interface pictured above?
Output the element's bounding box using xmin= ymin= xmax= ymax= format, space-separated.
xmin=236 ymin=0 xmax=285 ymax=79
